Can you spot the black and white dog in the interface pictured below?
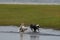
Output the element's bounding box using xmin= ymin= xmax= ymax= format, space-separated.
xmin=30 ymin=24 xmax=40 ymax=32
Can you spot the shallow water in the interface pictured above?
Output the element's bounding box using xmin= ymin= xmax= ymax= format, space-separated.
xmin=0 ymin=26 xmax=60 ymax=40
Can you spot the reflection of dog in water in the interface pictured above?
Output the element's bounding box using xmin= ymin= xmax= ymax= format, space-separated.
xmin=30 ymin=35 xmax=39 ymax=40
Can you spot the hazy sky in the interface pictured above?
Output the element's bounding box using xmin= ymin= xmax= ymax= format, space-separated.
xmin=0 ymin=0 xmax=60 ymax=3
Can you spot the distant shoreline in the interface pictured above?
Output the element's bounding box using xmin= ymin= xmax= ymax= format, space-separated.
xmin=0 ymin=2 xmax=60 ymax=5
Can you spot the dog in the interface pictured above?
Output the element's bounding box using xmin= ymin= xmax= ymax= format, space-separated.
xmin=30 ymin=24 xmax=40 ymax=32
xmin=19 ymin=25 xmax=28 ymax=32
